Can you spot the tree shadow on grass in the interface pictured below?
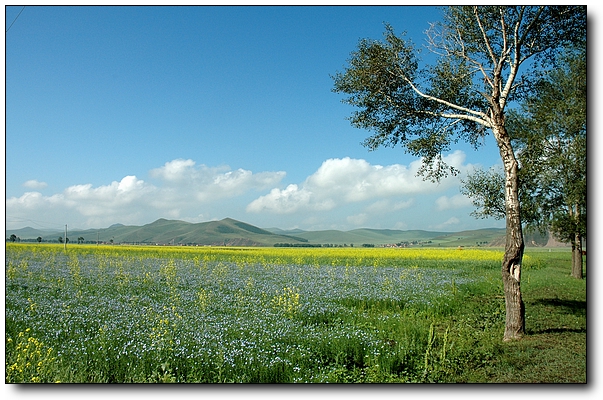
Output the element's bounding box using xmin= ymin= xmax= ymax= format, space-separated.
xmin=526 ymin=298 xmax=586 ymax=335
xmin=530 ymin=298 xmax=586 ymax=315
xmin=531 ymin=327 xmax=586 ymax=334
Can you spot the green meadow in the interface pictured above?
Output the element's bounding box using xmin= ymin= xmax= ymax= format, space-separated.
xmin=5 ymin=244 xmax=585 ymax=383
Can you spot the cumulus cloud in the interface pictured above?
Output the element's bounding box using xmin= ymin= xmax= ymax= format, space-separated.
xmin=365 ymin=199 xmax=415 ymax=214
xmin=393 ymin=221 xmax=408 ymax=230
xmin=151 ymin=158 xmax=285 ymax=202
xmin=65 ymin=176 xmax=154 ymax=216
xmin=150 ymin=158 xmax=198 ymax=182
xmin=7 ymin=191 xmax=56 ymax=210
xmin=23 ymin=179 xmax=47 ymax=189
xmin=347 ymin=213 xmax=368 ymax=226
xmin=7 ymin=176 xmax=158 ymax=227
xmin=434 ymin=217 xmax=461 ymax=230
xmin=246 ymin=183 xmax=336 ymax=214
xmin=435 ymin=193 xmax=473 ymax=211
xmin=6 ymin=153 xmax=477 ymax=231
xmin=246 ymin=184 xmax=311 ymax=214
xmin=247 ymin=151 xmax=469 ymax=215
xmin=6 ymin=159 xmax=286 ymax=229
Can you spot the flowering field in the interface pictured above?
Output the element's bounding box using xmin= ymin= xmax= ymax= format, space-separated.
xmin=6 ymin=243 xmax=520 ymax=382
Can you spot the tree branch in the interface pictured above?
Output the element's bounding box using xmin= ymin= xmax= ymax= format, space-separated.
xmin=393 ymin=67 xmax=490 ymax=125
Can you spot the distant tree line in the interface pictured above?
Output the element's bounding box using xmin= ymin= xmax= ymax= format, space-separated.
xmin=7 ymin=236 xmax=88 ymax=244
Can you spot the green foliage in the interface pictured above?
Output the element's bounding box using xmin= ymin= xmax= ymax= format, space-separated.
xmin=332 ymin=23 xmax=464 ymax=182
xmin=332 ymin=6 xmax=585 ymax=184
xmin=460 ymin=167 xmax=506 ymax=220
xmin=442 ymin=6 xmax=585 ymax=67
xmin=461 ymin=42 xmax=586 ymax=253
xmin=510 ymin=47 xmax=585 ymax=243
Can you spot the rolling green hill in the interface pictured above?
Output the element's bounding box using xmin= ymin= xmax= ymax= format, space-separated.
xmin=429 ymin=228 xmax=510 ymax=247
xmin=272 ymin=228 xmax=449 ymax=246
xmin=5 ymin=226 xmax=63 ymax=240
xmin=7 ymin=218 xmax=557 ymax=248
xmin=6 ymin=218 xmax=308 ymax=247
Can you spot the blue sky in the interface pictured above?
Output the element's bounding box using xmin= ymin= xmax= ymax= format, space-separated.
xmin=5 ymin=5 xmax=510 ymax=232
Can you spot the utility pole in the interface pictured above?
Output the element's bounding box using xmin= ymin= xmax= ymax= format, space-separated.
xmin=64 ymin=224 xmax=67 ymax=251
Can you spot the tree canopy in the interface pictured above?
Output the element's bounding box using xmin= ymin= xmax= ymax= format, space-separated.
xmin=461 ymin=45 xmax=586 ymax=278
xmin=333 ymin=6 xmax=586 ymax=181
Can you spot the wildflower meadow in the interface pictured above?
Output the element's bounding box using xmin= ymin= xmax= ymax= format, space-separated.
xmin=5 ymin=243 xmax=585 ymax=383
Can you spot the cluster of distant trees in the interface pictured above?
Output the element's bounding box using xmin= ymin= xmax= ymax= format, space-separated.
xmin=7 ymin=235 xmax=88 ymax=244
xmin=6 ymin=234 xmax=42 ymax=243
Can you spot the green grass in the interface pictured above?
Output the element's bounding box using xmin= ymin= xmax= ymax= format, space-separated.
xmin=5 ymin=245 xmax=585 ymax=383
xmin=439 ymin=249 xmax=587 ymax=383
xmin=491 ymin=250 xmax=587 ymax=383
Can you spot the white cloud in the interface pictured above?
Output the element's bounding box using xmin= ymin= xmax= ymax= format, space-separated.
xmin=6 ymin=159 xmax=286 ymax=229
xmin=5 ymin=153 xmax=483 ymax=231
xmin=347 ymin=213 xmax=368 ymax=226
xmin=365 ymin=199 xmax=415 ymax=214
xmin=149 ymin=158 xmax=198 ymax=182
xmin=151 ymin=158 xmax=286 ymax=202
xmin=23 ymin=179 xmax=47 ymax=189
xmin=248 ymin=152 xmax=469 ymax=215
xmin=435 ymin=193 xmax=473 ymax=211
xmin=246 ymin=184 xmax=312 ymax=214
xmin=393 ymin=221 xmax=408 ymax=230
xmin=7 ymin=191 xmax=53 ymax=209
xmin=433 ymin=217 xmax=461 ymax=230
xmin=306 ymin=157 xmax=426 ymax=202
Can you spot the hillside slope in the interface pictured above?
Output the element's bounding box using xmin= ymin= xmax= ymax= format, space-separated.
xmin=7 ymin=218 xmax=307 ymax=247
xmin=8 ymin=218 xmax=560 ymax=248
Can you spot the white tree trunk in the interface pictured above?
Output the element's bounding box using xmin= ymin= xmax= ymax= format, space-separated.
xmin=493 ymin=123 xmax=526 ymax=341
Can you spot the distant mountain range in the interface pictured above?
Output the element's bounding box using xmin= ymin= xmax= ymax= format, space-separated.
xmin=6 ymin=217 xmax=554 ymax=247
xmin=6 ymin=218 xmax=306 ymax=247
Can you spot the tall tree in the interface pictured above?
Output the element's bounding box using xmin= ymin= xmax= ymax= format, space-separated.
xmin=461 ymin=47 xmax=586 ymax=279
xmin=509 ymin=48 xmax=587 ymax=278
xmin=332 ymin=6 xmax=585 ymax=341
